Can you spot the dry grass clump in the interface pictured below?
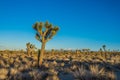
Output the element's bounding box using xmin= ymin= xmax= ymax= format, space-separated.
xmin=107 ymin=71 xmax=116 ymax=80
xmin=73 ymin=65 xmax=88 ymax=80
xmin=72 ymin=64 xmax=116 ymax=80
xmin=0 ymin=68 xmax=8 ymax=79
xmin=8 ymin=68 xmax=51 ymax=80
xmin=9 ymin=68 xmax=18 ymax=76
xmin=46 ymin=75 xmax=60 ymax=80
xmin=0 ymin=60 xmax=6 ymax=67
xmin=46 ymin=68 xmax=60 ymax=80
xmin=89 ymin=64 xmax=105 ymax=77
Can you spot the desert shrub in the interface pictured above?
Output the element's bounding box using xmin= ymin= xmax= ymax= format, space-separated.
xmin=72 ymin=64 xmax=116 ymax=80
xmin=0 ymin=68 xmax=8 ymax=79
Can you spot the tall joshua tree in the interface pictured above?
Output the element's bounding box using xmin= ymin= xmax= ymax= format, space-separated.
xmin=33 ymin=21 xmax=59 ymax=67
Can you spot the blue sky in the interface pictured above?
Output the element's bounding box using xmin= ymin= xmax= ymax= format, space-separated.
xmin=0 ymin=0 xmax=120 ymax=51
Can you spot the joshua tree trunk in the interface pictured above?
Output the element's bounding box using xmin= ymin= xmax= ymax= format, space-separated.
xmin=39 ymin=42 xmax=46 ymax=67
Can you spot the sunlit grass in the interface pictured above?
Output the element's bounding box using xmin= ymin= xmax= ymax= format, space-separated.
xmin=0 ymin=50 xmax=119 ymax=80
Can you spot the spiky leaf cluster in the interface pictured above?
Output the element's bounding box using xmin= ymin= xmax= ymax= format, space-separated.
xmin=26 ymin=42 xmax=36 ymax=49
xmin=26 ymin=42 xmax=31 ymax=48
xmin=33 ymin=21 xmax=59 ymax=42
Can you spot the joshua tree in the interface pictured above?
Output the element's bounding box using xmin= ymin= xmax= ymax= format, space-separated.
xmin=99 ymin=48 xmax=103 ymax=56
xmin=102 ymin=45 xmax=107 ymax=59
xmin=33 ymin=21 xmax=59 ymax=67
xmin=26 ymin=42 xmax=31 ymax=55
xmin=26 ymin=42 xmax=36 ymax=55
xmin=51 ymin=49 xmax=55 ymax=55
xmin=99 ymin=48 xmax=102 ymax=52
xmin=76 ymin=49 xmax=81 ymax=54
xmin=102 ymin=45 xmax=106 ymax=52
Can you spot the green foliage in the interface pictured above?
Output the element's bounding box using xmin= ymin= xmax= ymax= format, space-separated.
xmin=33 ymin=21 xmax=59 ymax=43
xmin=26 ymin=42 xmax=36 ymax=49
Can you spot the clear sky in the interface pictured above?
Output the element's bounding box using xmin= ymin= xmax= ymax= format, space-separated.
xmin=0 ymin=0 xmax=120 ymax=51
